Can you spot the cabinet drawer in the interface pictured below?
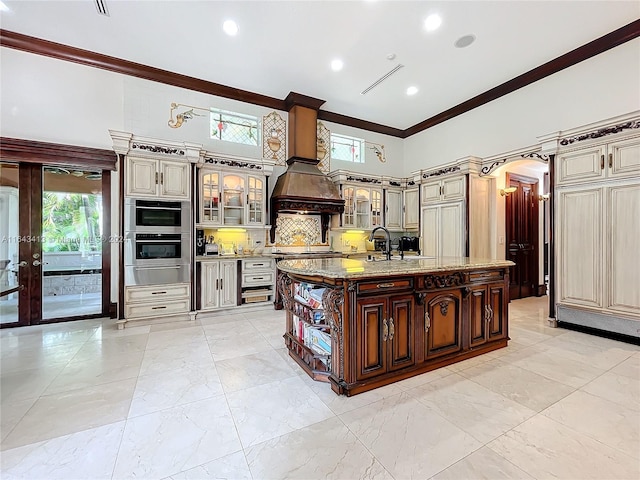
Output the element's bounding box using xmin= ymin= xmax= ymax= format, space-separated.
xmin=242 ymin=258 xmax=275 ymax=270
xmin=125 ymin=298 xmax=191 ymax=319
xmin=242 ymin=272 xmax=274 ymax=287
xmin=468 ymin=270 xmax=504 ymax=282
xmin=357 ymin=278 xmax=413 ymax=294
xmin=125 ymin=284 xmax=190 ymax=303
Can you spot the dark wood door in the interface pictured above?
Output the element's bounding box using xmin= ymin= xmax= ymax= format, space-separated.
xmin=468 ymin=285 xmax=488 ymax=348
xmin=355 ymin=297 xmax=386 ymax=381
xmin=505 ymin=173 xmax=539 ymax=300
xmin=387 ymin=294 xmax=414 ymax=371
xmin=424 ymin=290 xmax=463 ymax=359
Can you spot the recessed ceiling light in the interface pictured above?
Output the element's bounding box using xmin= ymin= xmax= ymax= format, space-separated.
xmin=331 ymin=59 xmax=344 ymax=72
xmin=223 ymin=20 xmax=238 ymax=36
xmin=455 ymin=34 xmax=476 ymax=48
xmin=424 ymin=14 xmax=442 ymax=32
xmin=406 ymin=86 xmax=419 ymax=96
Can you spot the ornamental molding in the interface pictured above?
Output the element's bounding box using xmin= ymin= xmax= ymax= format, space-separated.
xmin=422 ymin=166 xmax=461 ymax=178
xmin=203 ymin=157 xmax=263 ymax=170
xmin=521 ymin=152 xmax=549 ymax=161
xmin=559 ymin=120 xmax=640 ymax=146
xmin=481 ymin=158 xmax=507 ymax=176
xmin=346 ymin=175 xmax=382 ymax=184
xmin=131 ymin=143 xmax=185 ymax=156
xmin=322 ymin=288 xmax=345 ymax=377
xmin=424 ymin=272 xmax=465 ymax=289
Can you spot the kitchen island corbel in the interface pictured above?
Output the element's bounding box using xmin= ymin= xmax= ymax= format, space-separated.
xmin=277 ymin=257 xmax=514 ymax=396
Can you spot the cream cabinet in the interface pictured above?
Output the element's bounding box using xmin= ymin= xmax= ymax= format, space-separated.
xmin=403 ymin=188 xmax=419 ymax=231
xmin=199 ymin=169 xmax=266 ymax=227
xmin=124 ymin=283 xmax=191 ymax=320
xmin=341 ymin=185 xmax=382 ymax=230
xmin=421 ymin=176 xmax=465 ymax=204
xmin=557 ymin=136 xmax=640 ymax=186
xmin=384 ymin=189 xmax=403 ymax=231
xmin=200 ymin=259 xmax=238 ymax=310
xmin=557 ymin=181 xmax=640 ymax=317
xmin=126 ymin=157 xmax=190 ymax=200
xmin=421 ymin=202 xmax=464 ymax=257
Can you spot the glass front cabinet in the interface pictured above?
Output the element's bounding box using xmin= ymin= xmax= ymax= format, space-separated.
xmin=198 ymin=168 xmax=267 ymax=227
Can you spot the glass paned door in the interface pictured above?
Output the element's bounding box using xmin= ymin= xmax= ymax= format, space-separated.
xmin=343 ymin=187 xmax=355 ymax=227
xmin=201 ymin=171 xmax=220 ymax=223
xmin=355 ymin=188 xmax=371 ymax=229
xmin=41 ymin=167 xmax=103 ymax=319
xmin=222 ymin=174 xmax=245 ymax=225
xmin=248 ymin=176 xmax=263 ymax=224
xmin=0 ymin=163 xmax=22 ymax=325
xmin=371 ymin=189 xmax=382 ymax=228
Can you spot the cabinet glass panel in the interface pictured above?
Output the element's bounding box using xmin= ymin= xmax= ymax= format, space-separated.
xmin=356 ymin=188 xmax=371 ymax=229
xmin=343 ymin=187 xmax=355 ymax=226
xmin=222 ymin=174 xmax=245 ymax=225
xmin=248 ymin=176 xmax=263 ymax=224
xmin=201 ymin=172 xmax=220 ymax=223
xmin=371 ymin=189 xmax=382 ymax=227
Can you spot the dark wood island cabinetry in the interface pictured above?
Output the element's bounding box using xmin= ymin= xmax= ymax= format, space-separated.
xmin=277 ymin=257 xmax=514 ymax=396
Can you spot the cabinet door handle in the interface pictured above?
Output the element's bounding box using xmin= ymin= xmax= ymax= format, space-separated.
xmin=220 ymin=278 xmax=223 ymax=290
xmin=601 ymin=154 xmax=605 ymax=170
xmin=425 ymin=311 xmax=431 ymax=333
xmin=608 ymin=153 xmax=613 ymax=169
xmin=388 ymin=317 xmax=395 ymax=341
xmin=216 ymin=279 xmax=219 ymax=290
xmin=155 ymin=172 xmax=159 ymax=184
xmin=160 ymin=172 xmax=164 ymax=185
xmin=382 ymin=318 xmax=389 ymax=342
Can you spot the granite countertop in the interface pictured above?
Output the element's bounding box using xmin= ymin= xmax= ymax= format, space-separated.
xmin=277 ymin=256 xmax=515 ymax=279
xmin=195 ymin=251 xmax=344 ymax=261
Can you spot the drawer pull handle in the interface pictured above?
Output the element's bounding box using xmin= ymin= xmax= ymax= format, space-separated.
xmin=377 ymin=283 xmax=395 ymax=288
xmin=253 ymin=263 xmax=264 ymax=267
xmin=253 ymin=277 xmax=263 ymax=280
xmin=382 ymin=318 xmax=389 ymax=341
xmin=151 ymin=306 xmax=167 ymax=310
xmin=151 ymin=291 xmax=167 ymax=295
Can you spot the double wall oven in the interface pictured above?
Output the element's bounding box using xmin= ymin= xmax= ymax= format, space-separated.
xmin=124 ymin=198 xmax=191 ymax=286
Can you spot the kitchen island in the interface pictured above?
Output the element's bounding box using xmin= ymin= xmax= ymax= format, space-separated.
xmin=277 ymin=256 xmax=515 ymax=396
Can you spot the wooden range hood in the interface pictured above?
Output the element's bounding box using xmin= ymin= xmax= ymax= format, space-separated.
xmin=270 ymin=92 xmax=345 ymax=244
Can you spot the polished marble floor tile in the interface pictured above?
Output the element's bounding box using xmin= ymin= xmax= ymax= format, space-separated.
xmin=430 ymin=446 xmax=534 ymax=480
xmin=169 ymin=450 xmax=251 ymax=480
xmin=581 ymin=370 xmax=640 ymax=412
xmin=226 ymin=375 xmax=334 ymax=448
xmin=2 ymin=378 xmax=136 ymax=450
xmin=458 ymin=357 xmax=576 ymax=412
xmin=406 ymin=372 xmax=536 ymax=443
xmin=112 ymin=396 xmax=242 ymax=479
xmin=541 ymin=389 xmax=640 ymax=459
xmin=0 ymin=421 xmax=124 ymax=480
xmin=0 ymin=396 xmax=37 ymax=442
xmin=246 ymin=417 xmax=393 ymax=480
xmin=340 ymin=392 xmax=482 ymax=479
xmin=487 ymin=414 xmax=639 ymax=479
xmin=215 ymin=348 xmax=297 ymax=393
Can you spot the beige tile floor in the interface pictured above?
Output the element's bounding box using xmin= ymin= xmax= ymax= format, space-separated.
xmin=0 ymin=296 xmax=638 ymax=479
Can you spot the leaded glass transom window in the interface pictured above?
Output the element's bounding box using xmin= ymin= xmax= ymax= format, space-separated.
xmin=210 ymin=109 xmax=260 ymax=146
xmin=331 ymin=133 xmax=364 ymax=163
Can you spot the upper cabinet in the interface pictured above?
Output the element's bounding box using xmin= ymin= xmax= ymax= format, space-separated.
xmin=197 ymin=156 xmax=272 ymax=228
xmin=111 ymin=131 xmax=199 ymax=201
xmin=126 ymin=157 xmax=190 ymax=200
xmin=384 ymin=188 xmax=403 ymax=231
xmin=421 ymin=176 xmax=465 ymax=204
xmin=403 ymin=187 xmax=419 ymax=231
xmin=557 ymin=136 xmax=640 ymax=186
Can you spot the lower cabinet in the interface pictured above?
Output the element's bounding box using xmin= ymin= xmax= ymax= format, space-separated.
xmin=423 ymin=289 xmax=463 ymax=359
xmin=124 ymin=283 xmax=190 ymax=320
xmin=355 ymin=294 xmax=414 ymax=381
xmin=468 ymin=283 xmax=507 ymax=348
xmin=200 ymin=260 xmax=237 ymax=310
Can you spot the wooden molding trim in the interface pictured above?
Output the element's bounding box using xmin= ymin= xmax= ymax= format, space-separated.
xmin=404 ymin=19 xmax=640 ymax=137
xmin=1 ymin=137 xmax=117 ymax=170
xmin=3 ymin=19 xmax=639 ymax=139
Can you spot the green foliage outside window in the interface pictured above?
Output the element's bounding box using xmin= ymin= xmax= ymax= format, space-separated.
xmin=42 ymin=192 xmax=102 ymax=252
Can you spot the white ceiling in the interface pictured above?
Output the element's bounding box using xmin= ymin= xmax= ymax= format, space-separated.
xmin=1 ymin=0 xmax=638 ymax=130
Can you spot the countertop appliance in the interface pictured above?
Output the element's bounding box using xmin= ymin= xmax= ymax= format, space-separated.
xmin=400 ymin=236 xmax=420 ymax=252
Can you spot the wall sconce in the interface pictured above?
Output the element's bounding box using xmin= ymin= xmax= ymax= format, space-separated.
xmin=539 ymin=193 xmax=550 ymax=202
xmin=500 ymin=187 xmax=517 ymax=197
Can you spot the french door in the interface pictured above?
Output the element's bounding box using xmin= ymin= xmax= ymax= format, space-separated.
xmin=0 ymin=138 xmax=116 ymax=327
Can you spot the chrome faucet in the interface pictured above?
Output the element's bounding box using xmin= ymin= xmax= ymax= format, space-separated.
xmin=370 ymin=226 xmax=391 ymax=261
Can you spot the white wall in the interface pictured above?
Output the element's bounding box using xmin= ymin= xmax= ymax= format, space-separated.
xmin=404 ymin=39 xmax=640 ymax=172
